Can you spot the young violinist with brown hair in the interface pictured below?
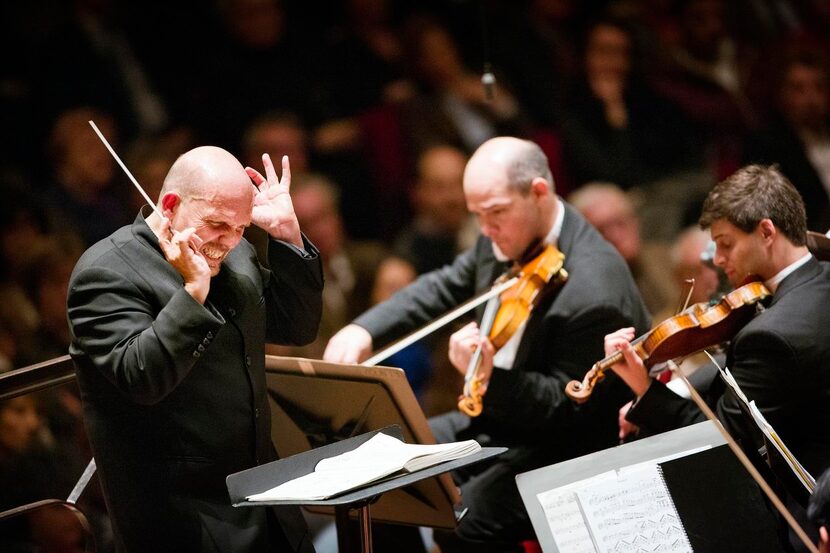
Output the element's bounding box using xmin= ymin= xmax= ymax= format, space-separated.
xmin=325 ymin=137 xmax=650 ymax=552
xmin=605 ymin=165 xmax=830 ymax=501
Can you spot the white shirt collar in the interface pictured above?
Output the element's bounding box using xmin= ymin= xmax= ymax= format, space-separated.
xmin=492 ymin=198 xmax=565 ymax=261
xmin=764 ymin=252 xmax=812 ymax=293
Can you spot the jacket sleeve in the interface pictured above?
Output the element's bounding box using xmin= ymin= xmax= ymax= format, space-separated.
xmin=68 ymin=265 xmax=225 ymax=405
xmin=626 ymin=380 xmax=706 ymax=433
xmin=263 ymin=234 xmax=324 ymax=346
xmin=483 ymin=304 xmax=637 ymax=434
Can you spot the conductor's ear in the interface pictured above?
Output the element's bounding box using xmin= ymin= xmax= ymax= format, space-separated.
xmin=161 ymin=193 xmax=181 ymax=217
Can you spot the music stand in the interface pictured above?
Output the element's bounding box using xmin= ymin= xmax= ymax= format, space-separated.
xmin=227 ymin=425 xmax=505 ymax=553
xmin=261 ymin=355 xmax=466 ymax=542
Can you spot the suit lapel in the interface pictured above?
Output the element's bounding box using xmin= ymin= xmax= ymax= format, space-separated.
xmin=768 ymin=257 xmax=821 ymax=308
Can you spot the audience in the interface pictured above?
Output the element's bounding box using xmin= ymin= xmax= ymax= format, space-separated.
xmin=3 ymin=2 xmax=830 ymax=550
xmin=569 ymin=182 xmax=676 ymax=318
xmin=393 ymin=145 xmax=477 ymax=274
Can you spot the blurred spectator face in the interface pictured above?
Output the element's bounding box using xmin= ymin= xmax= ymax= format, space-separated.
xmin=244 ymin=120 xmax=309 ymax=173
xmin=585 ymin=23 xmax=631 ymax=84
xmin=0 ymin=396 xmax=41 ymax=454
xmin=672 ymin=227 xmax=719 ymax=304
xmin=414 ymin=147 xmax=469 ymax=232
xmin=573 ymin=186 xmax=640 ymax=263
xmin=416 ymin=26 xmax=464 ymax=86
xmin=225 ymin=0 xmax=284 ymax=50
xmin=50 ymin=108 xmax=116 ymax=198
xmin=371 ymin=257 xmax=416 ymax=304
xmin=291 ymin=180 xmax=344 ymax=260
xmin=681 ymin=0 xmax=725 ymax=61
xmin=780 ymin=63 xmax=829 ymax=132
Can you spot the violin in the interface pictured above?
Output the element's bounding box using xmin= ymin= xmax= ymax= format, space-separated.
xmin=564 ymin=280 xmax=772 ymax=403
xmin=458 ymin=244 xmax=569 ymax=416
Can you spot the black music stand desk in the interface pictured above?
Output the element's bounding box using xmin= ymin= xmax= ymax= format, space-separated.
xmin=227 ymin=426 xmax=505 ymax=553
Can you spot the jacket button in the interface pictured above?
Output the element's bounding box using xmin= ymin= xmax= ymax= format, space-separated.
xmin=254 ymin=408 xmax=260 ymax=418
xmin=228 ymin=308 xmax=236 ymax=317
xmin=193 ymin=351 xmax=200 ymax=358
xmin=197 ymin=344 xmax=205 ymax=352
xmin=245 ymin=355 xmax=252 ymax=367
xmin=203 ymin=337 xmax=210 ymax=345
xmin=207 ymin=331 xmax=213 ymax=339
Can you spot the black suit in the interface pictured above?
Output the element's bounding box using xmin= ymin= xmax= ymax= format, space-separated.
xmin=628 ymin=257 xmax=830 ymax=481
xmin=354 ymin=203 xmax=651 ymax=550
xmin=67 ymin=213 xmax=323 ymax=553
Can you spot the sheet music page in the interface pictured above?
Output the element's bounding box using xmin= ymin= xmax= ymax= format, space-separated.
xmin=537 ymin=471 xmax=616 ymax=553
xmin=575 ymin=463 xmax=692 ymax=553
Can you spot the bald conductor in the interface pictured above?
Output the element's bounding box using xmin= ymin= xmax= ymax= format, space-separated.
xmin=67 ymin=146 xmax=323 ymax=553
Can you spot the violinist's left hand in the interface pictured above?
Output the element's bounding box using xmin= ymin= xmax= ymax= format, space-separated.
xmin=246 ymin=154 xmax=303 ymax=248
xmin=449 ymin=321 xmax=496 ymax=382
xmin=604 ymin=327 xmax=652 ymax=397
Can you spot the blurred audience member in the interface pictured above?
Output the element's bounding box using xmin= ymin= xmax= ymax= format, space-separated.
xmin=30 ymin=0 xmax=169 ymax=141
xmin=493 ymin=0 xmax=582 ymax=126
xmin=370 ymin=256 xmax=433 ymax=399
xmin=394 ymin=145 xmax=477 ymax=274
xmin=242 ymin=112 xmax=310 ymax=175
xmin=400 ymin=16 xmax=529 ymax=158
xmin=650 ymin=0 xmax=757 ymax=174
xmin=19 ymin=241 xmax=82 ymax=365
xmin=123 ymin=132 xmax=189 ymax=215
xmin=43 ymin=107 xmax=130 ymax=247
xmin=569 ymin=182 xmax=675 ymax=317
xmin=268 ymin=174 xmax=385 ymax=358
xmin=743 ymin=49 xmax=830 ymax=231
xmin=670 ymin=226 xmax=720 ymax=306
xmin=561 ymin=16 xmax=698 ymax=188
xmin=0 ymin=394 xmax=88 ymax=553
xmin=182 ymin=0 xmax=316 ymax=148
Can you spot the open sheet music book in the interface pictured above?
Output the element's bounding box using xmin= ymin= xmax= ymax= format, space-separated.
xmin=246 ymin=433 xmax=480 ymax=501
xmin=719 ymin=367 xmax=815 ymax=493
xmin=536 ymin=448 xmax=707 ymax=553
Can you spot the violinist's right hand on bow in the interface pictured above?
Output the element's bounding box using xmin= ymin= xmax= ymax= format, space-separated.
xmin=449 ymin=322 xmax=495 ymax=380
xmin=323 ymin=324 xmax=373 ymax=364
xmin=603 ymin=327 xmax=652 ymax=397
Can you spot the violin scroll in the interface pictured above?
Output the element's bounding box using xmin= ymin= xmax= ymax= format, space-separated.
xmin=564 ymin=280 xmax=771 ymax=404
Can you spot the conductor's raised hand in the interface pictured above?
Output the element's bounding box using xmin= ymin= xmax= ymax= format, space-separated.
xmin=158 ymin=218 xmax=210 ymax=304
xmin=246 ymin=154 xmax=303 ymax=248
xmin=603 ymin=327 xmax=651 ymax=397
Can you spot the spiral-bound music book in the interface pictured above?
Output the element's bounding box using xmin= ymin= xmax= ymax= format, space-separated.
xmin=517 ymin=422 xmax=784 ymax=553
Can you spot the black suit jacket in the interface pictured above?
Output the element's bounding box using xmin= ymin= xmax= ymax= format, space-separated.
xmin=68 ymin=214 xmax=323 ymax=553
xmin=628 ymin=257 xmax=830 ymax=478
xmin=356 ymin=202 xmax=651 ymax=465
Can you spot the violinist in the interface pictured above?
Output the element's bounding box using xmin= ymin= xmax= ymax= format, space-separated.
xmin=325 ymin=137 xmax=650 ymax=553
xmin=605 ymin=165 xmax=830 ymax=496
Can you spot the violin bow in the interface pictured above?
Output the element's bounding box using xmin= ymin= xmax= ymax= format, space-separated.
xmin=362 ymin=276 xmax=518 ymax=367
xmin=669 ymin=359 xmax=819 ymax=553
